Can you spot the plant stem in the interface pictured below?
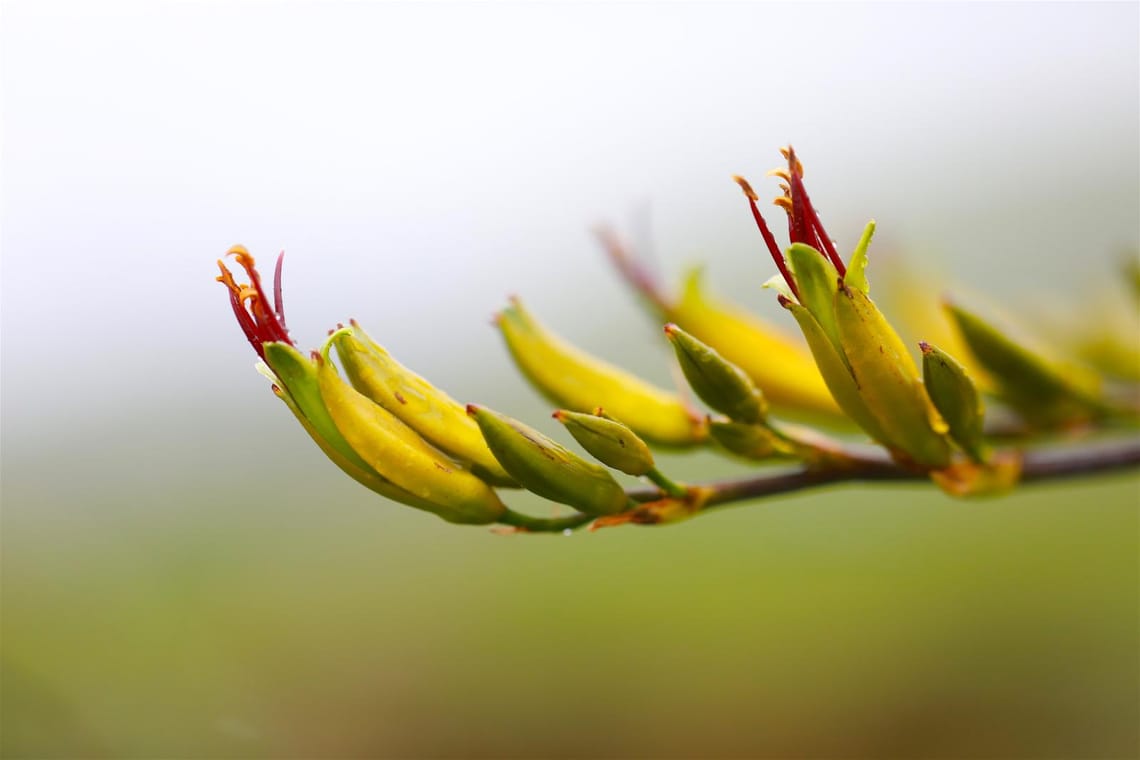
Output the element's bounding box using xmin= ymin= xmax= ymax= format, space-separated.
xmin=645 ymin=466 xmax=689 ymax=499
xmin=631 ymin=437 xmax=1140 ymax=511
xmin=498 ymin=508 xmax=594 ymax=533
xmin=499 ymin=436 xmax=1140 ymax=533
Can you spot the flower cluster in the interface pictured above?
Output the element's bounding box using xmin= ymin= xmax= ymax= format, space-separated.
xmin=217 ymin=150 xmax=1138 ymax=530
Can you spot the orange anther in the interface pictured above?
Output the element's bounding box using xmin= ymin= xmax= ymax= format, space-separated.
xmin=732 ymin=175 xmax=759 ymax=200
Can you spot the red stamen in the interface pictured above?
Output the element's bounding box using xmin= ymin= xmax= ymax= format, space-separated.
xmin=273 ymin=251 xmax=287 ymax=325
xmin=230 ymin=250 xmax=291 ymax=345
xmin=734 ymin=176 xmax=800 ymax=300
xmin=788 ymin=175 xmax=819 ymax=251
xmin=785 ymin=148 xmax=846 ymax=276
xmin=217 ymin=261 xmax=268 ymax=359
xmin=217 ymin=246 xmax=295 ymax=357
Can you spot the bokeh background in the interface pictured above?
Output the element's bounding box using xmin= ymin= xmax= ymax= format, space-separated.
xmin=3 ymin=2 xmax=1138 ymax=757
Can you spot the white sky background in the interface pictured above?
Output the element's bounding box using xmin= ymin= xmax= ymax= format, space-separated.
xmin=2 ymin=1 xmax=1138 ymax=447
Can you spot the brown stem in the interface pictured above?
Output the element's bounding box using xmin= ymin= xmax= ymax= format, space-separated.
xmin=625 ymin=437 xmax=1140 ymax=511
xmin=497 ymin=438 xmax=1140 ymax=533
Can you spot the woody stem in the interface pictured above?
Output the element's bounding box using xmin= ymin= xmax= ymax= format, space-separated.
xmin=498 ymin=437 xmax=1140 ymax=533
xmin=627 ymin=436 xmax=1140 ymax=510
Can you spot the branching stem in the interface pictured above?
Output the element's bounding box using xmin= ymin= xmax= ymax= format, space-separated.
xmin=499 ymin=437 xmax=1140 ymax=533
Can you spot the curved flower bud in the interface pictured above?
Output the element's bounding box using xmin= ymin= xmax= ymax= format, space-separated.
xmin=495 ymin=297 xmax=707 ymax=446
xmin=664 ymin=323 xmax=768 ymax=424
xmin=666 ymin=269 xmax=841 ymax=421
xmin=707 ymin=420 xmax=795 ymax=461
xmin=946 ymin=302 xmax=1107 ymax=429
xmin=921 ymin=342 xmax=988 ymax=463
xmin=261 ymin=342 xmax=448 ymax=515
xmin=331 ymin=325 xmax=516 ymax=487
xmin=316 ymin=352 xmax=507 ymax=524
xmin=553 ymin=409 xmax=656 ymax=477
xmin=468 ymin=405 xmax=630 ymax=516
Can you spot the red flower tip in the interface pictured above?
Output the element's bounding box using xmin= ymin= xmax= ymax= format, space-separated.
xmin=735 ymin=147 xmax=852 ymax=299
xmin=216 ymin=246 xmax=294 ymax=359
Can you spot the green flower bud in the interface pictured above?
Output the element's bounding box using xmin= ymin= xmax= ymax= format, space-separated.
xmin=921 ymin=342 xmax=988 ymax=463
xmin=467 ymin=405 xmax=630 ymax=516
xmin=946 ymin=302 xmax=1106 ymax=429
xmin=664 ymin=324 xmax=768 ymax=424
xmin=553 ymin=409 xmax=655 ymax=476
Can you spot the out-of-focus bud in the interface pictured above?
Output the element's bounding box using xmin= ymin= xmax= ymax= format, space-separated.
xmin=1125 ymin=255 xmax=1140 ymax=302
xmin=707 ymin=420 xmax=795 ymax=461
xmin=921 ymin=342 xmax=988 ymax=463
xmin=331 ymin=325 xmax=516 ymax=487
xmin=495 ymin=297 xmax=707 ymax=446
xmin=467 ymin=405 xmax=630 ymax=516
xmin=946 ymin=302 xmax=1107 ymax=429
xmin=664 ymin=323 xmax=767 ymax=424
xmin=553 ymin=409 xmax=655 ymax=477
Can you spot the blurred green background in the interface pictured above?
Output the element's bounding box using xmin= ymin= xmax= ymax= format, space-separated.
xmin=3 ymin=2 xmax=1138 ymax=757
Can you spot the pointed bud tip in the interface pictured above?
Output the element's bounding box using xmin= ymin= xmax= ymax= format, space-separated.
xmin=919 ymin=341 xmax=933 ymax=355
xmin=551 ymin=410 xmax=567 ymax=421
xmin=777 ymin=294 xmax=794 ymax=308
xmin=466 ymin=403 xmax=480 ymax=417
xmin=663 ymin=323 xmax=679 ymax=338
